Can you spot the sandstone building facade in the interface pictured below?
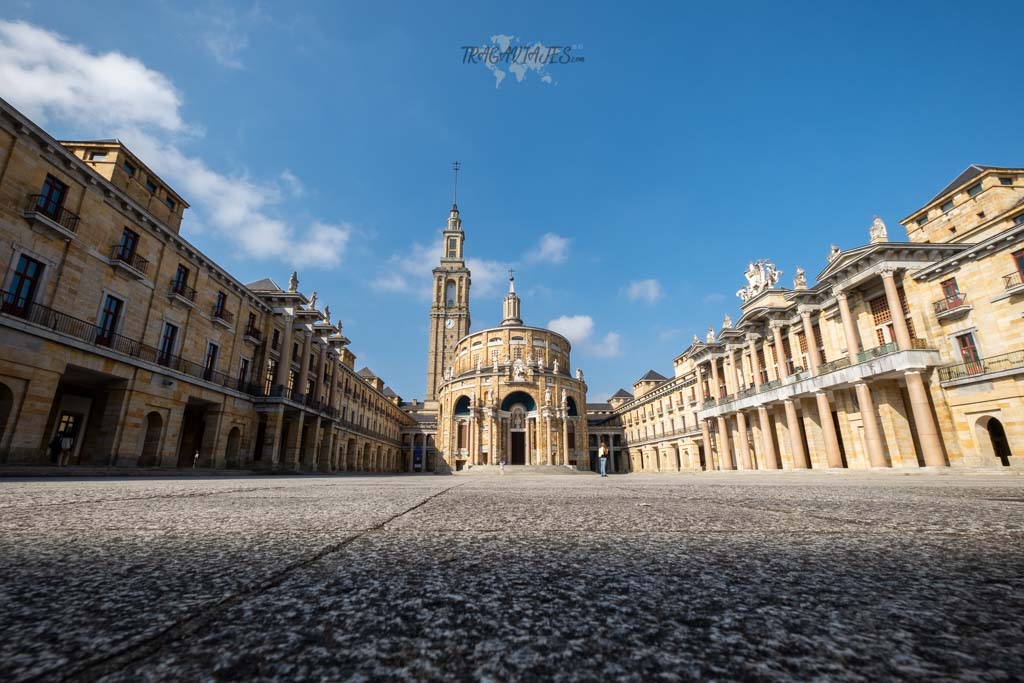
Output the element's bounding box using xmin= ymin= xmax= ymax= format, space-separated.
xmin=603 ymin=165 xmax=1023 ymax=472
xmin=0 ymin=97 xmax=412 ymax=471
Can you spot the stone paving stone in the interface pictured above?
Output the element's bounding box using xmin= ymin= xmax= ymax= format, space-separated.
xmin=2 ymin=472 xmax=1022 ymax=681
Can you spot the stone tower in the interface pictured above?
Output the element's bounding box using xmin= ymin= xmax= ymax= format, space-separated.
xmin=425 ymin=203 xmax=471 ymax=401
xmin=500 ymin=272 xmax=522 ymax=326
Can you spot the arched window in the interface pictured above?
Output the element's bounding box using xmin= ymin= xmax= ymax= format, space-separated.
xmin=445 ymin=280 xmax=456 ymax=306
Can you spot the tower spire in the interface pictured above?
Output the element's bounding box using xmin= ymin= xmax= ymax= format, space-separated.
xmin=501 ymin=270 xmax=522 ymax=326
xmin=452 ymin=160 xmax=460 ymax=208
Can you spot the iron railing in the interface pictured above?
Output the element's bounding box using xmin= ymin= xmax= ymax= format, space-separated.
xmin=856 ymin=341 xmax=898 ymax=363
xmin=702 ymin=398 xmax=717 ymax=408
xmin=938 ymin=350 xmax=1024 ymax=382
xmin=243 ymin=324 xmax=262 ymax=342
xmin=212 ymin=306 xmax=234 ymax=324
xmin=0 ymin=288 xmax=260 ymax=396
xmin=109 ymin=244 xmax=150 ymax=276
xmin=818 ymin=356 xmax=851 ymax=375
xmin=933 ymin=292 xmax=968 ymax=315
xmin=1003 ymin=271 xmax=1024 ymax=291
xmin=168 ymin=279 xmax=196 ymax=302
xmin=26 ymin=194 xmax=80 ymax=232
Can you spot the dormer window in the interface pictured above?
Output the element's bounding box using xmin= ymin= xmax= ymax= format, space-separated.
xmin=88 ymin=151 xmax=107 ymax=161
xmin=122 ymin=161 xmax=136 ymax=176
xmin=145 ymin=179 xmax=158 ymax=194
xmin=165 ymin=197 xmax=176 ymax=210
xmin=967 ymin=182 xmax=982 ymax=197
xmin=916 ymin=216 xmax=929 ymax=227
xmin=941 ymin=199 xmax=954 ymax=213
xmin=1000 ymin=177 xmax=1013 ymax=186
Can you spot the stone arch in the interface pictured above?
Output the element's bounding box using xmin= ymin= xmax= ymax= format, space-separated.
xmin=138 ymin=411 xmax=163 ymax=467
xmin=376 ymin=445 xmax=383 ymax=471
xmin=565 ymin=396 xmax=579 ymax=417
xmin=346 ymin=438 xmax=357 ymax=470
xmin=501 ymin=391 xmax=536 ymax=412
xmin=975 ymin=415 xmax=1012 ymax=466
xmin=454 ymin=395 xmax=471 ymax=416
xmin=225 ymin=427 xmax=242 ymax=469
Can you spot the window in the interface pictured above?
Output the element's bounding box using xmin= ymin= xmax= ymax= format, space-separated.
xmin=445 ymin=280 xmax=456 ymax=306
xmin=4 ymin=254 xmax=45 ymax=317
xmin=941 ymin=199 xmax=954 ymax=213
xmin=145 ymin=179 xmax=158 ymax=194
xmin=158 ymin=322 xmax=178 ymax=364
xmin=292 ymin=342 xmax=299 ymax=362
xmin=214 ymin=291 xmax=227 ymax=317
xmin=239 ymin=357 xmax=250 ymax=385
xmin=264 ymin=359 xmax=277 ymax=394
xmin=967 ymin=183 xmax=982 ymax=198
xmin=172 ymin=264 xmax=189 ymax=295
xmin=1014 ymin=214 xmax=1024 ymax=226
xmin=88 ymin=151 xmax=107 ymax=161
xmin=1000 ymin=177 xmax=1013 ymax=186
xmin=956 ymin=332 xmax=981 ymax=373
xmin=116 ymin=227 xmax=139 ymax=261
xmin=916 ymin=216 xmax=929 ymax=227
xmin=940 ymin=278 xmax=962 ymax=307
xmin=271 ymin=329 xmax=280 ymax=350
xmin=36 ymin=175 xmax=68 ymax=219
xmin=446 ymin=237 xmax=457 ymax=258
xmin=165 ymin=197 xmax=176 ymax=210
xmin=203 ymin=342 xmax=220 ymax=380
xmin=1014 ymin=250 xmax=1024 ymax=277
xmin=246 ymin=312 xmax=257 ymax=334
xmin=123 ymin=161 xmax=136 ymax=176
xmin=96 ymin=294 xmax=124 ymax=346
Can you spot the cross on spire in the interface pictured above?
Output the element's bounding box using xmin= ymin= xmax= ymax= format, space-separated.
xmin=452 ymin=161 xmax=460 ymax=205
xmin=508 ymin=268 xmax=515 ymax=280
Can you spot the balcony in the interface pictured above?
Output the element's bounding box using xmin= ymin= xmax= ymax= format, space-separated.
xmin=243 ymin=325 xmax=262 ymax=345
xmin=0 ymin=289 xmax=263 ymax=396
xmin=22 ymin=194 xmax=80 ymax=240
xmin=1003 ymin=271 xmax=1024 ymax=294
xmin=108 ymin=244 xmax=150 ymax=280
xmin=702 ymin=398 xmax=717 ymax=408
xmin=211 ymin=305 xmax=234 ymax=330
xmin=818 ymin=356 xmax=851 ymax=375
xmin=856 ymin=341 xmax=898 ymax=364
xmin=167 ymin=280 xmax=197 ymax=308
xmin=938 ymin=350 xmax=1024 ymax=384
xmin=932 ymin=292 xmax=971 ymax=320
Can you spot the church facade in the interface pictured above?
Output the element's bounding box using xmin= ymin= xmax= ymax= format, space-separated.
xmin=419 ymin=203 xmax=590 ymax=472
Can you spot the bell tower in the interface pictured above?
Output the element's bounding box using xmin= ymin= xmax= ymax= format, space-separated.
xmin=425 ymin=163 xmax=471 ymax=402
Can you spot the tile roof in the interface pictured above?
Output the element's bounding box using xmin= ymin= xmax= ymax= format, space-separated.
xmin=639 ymin=369 xmax=668 ymax=381
xmin=610 ymin=388 xmax=634 ymax=399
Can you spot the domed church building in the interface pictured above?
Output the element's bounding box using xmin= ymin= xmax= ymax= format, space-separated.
xmin=424 ymin=202 xmax=589 ymax=472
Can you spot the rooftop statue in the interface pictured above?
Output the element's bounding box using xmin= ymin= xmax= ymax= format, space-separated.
xmin=735 ymin=259 xmax=781 ymax=302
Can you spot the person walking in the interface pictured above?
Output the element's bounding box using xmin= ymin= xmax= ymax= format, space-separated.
xmin=598 ymin=441 xmax=609 ymax=477
xmin=48 ymin=432 xmax=62 ymax=465
xmin=499 ymin=458 xmax=506 ymax=475
xmin=59 ymin=431 xmax=74 ymax=467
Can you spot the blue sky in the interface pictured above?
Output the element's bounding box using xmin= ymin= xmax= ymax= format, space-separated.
xmin=2 ymin=1 xmax=1023 ymax=401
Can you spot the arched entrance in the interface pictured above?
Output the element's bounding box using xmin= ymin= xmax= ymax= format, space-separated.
xmin=138 ymin=411 xmax=163 ymax=467
xmin=976 ymin=416 xmax=1012 ymax=466
xmin=225 ymin=427 xmax=242 ymax=469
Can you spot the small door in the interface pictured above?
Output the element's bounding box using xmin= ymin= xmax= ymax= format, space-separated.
xmin=511 ymin=431 xmax=526 ymax=465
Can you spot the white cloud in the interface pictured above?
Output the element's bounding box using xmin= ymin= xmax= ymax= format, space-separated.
xmin=204 ymin=31 xmax=248 ymax=70
xmin=547 ymin=315 xmax=622 ymax=358
xmin=194 ymin=3 xmax=268 ymax=69
xmin=548 ymin=315 xmax=594 ymax=344
xmin=527 ymin=233 xmax=570 ymax=264
xmin=0 ymin=21 xmax=186 ymax=133
xmin=623 ymin=279 xmax=664 ymax=304
xmin=374 ymin=238 xmax=509 ymax=299
xmin=0 ymin=21 xmax=348 ymax=269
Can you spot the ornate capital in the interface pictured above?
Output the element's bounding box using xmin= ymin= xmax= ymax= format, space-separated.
xmin=831 ymin=286 xmax=847 ymax=300
xmin=745 ymin=333 xmax=762 ymax=343
xmin=878 ymin=265 xmax=898 ymax=278
xmin=768 ymin=320 xmax=787 ymax=331
xmin=798 ymin=304 xmax=815 ymax=317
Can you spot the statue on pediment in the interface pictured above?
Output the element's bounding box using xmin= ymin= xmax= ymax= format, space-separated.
xmin=828 ymin=245 xmax=841 ymax=261
xmin=793 ymin=266 xmax=807 ymax=290
xmin=722 ymin=314 xmax=732 ymax=329
xmin=706 ymin=326 xmax=715 ymax=343
xmin=869 ymin=216 xmax=888 ymax=243
xmin=736 ymin=259 xmax=781 ymax=301
xmin=308 ymin=291 xmax=317 ymax=310
xmin=288 ymin=271 xmax=299 ymax=292
xmin=512 ymin=359 xmax=526 ymax=382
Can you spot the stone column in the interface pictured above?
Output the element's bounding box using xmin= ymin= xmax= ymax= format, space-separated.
xmin=701 ymin=419 xmax=714 ymax=470
xmin=735 ymin=412 xmax=752 ymax=469
xmin=314 ymin=341 xmax=328 ymax=400
xmin=770 ymin=322 xmax=789 ymax=379
xmin=526 ymin=417 xmax=533 ymax=465
xmin=880 ymin=268 xmax=912 ymax=350
xmin=747 ymin=335 xmax=762 ymax=389
xmin=784 ymin=400 xmax=809 ymax=468
xmin=715 ymin=416 xmax=733 ymax=469
xmin=273 ymin=314 xmax=294 ymax=391
xmin=799 ymin=307 xmax=822 ymax=374
xmin=609 ymin=440 xmax=617 ymax=473
xmin=710 ymin=359 xmax=722 ymax=398
xmin=297 ymin=330 xmax=313 ymax=397
xmin=757 ymin=405 xmax=779 ymax=469
xmin=904 ymin=371 xmax=947 ymax=467
xmin=834 ymin=289 xmax=861 ymax=355
xmin=726 ymin=348 xmax=739 ymax=395
xmin=854 ymin=383 xmax=887 ymax=468
xmin=562 ymin=416 xmax=570 ymax=467
xmin=815 ymin=392 xmax=844 ymax=468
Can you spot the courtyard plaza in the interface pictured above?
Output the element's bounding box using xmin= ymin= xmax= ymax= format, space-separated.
xmin=1 ymin=470 xmax=1023 ymax=681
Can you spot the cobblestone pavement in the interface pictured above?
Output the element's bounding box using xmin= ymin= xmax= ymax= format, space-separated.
xmin=2 ymin=471 xmax=1023 ymax=682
